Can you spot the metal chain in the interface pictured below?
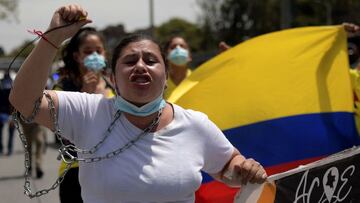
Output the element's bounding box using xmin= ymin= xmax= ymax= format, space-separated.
xmin=44 ymin=92 xmax=162 ymax=163
xmin=14 ymin=91 xmax=163 ymax=198
xmin=58 ymin=110 xmax=122 ymax=156
xmin=13 ymin=111 xmax=73 ymax=198
xmin=76 ymin=109 xmax=162 ymax=163
xmin=19 ymin=95 xmax=42 ymax=123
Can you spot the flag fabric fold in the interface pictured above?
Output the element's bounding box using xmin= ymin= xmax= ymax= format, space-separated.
xmin=168 ymin=26 xmax=360 ymax=202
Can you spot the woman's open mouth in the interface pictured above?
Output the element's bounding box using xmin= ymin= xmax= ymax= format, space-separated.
xmin=130 ymin=74 xmax=152 ymax=85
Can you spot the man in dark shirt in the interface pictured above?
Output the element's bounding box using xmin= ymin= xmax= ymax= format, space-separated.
xmin=0 ymin=72 xmax=15 ymax=155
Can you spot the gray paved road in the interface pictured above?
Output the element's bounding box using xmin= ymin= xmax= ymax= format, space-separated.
xmin=0 ymin=123 xmax=60 ymax=203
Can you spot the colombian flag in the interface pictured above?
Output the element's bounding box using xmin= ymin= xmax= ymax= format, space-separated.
xmin=167 ymin=26 xmax=360 ymax=202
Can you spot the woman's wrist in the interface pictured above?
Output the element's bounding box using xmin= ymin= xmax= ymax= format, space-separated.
xmin=43 ymin=32 xmax=64 ymax=48
xmin=221 ymin=155 xmax=245 ymax=183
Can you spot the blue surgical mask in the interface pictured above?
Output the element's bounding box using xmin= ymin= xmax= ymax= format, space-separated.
xmin=83 ymin=52 xmax=106 ymax=72
xmin=167 ymin=45 xmax=189 ymax=66
xmin=114 ymin=93 xmax=166 ymax=117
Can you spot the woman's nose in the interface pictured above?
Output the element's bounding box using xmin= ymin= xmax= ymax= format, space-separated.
xmin=134 ymin=59 xmax=147 ymax=73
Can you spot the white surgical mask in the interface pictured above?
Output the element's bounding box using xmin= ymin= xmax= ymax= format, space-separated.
xmin=167 ymin=45 xmax=189 ymax=66
xmin=114 ymin=94 xmax=166 ymax=117
xmin=83 ymin=52 xmax=106 ymax=72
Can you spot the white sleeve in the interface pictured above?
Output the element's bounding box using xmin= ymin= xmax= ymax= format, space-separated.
xmin=56 ymin=91 xmax=104 ymax=145
xmin=196 ymin=112 xmax=234 ymax=174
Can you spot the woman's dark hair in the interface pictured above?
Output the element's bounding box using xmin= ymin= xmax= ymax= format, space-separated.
xmin=162 ymin=35 xmax=190 ymax=53
xmin=111 ymin=33 xmax=167 ymax=73
xmin=60 ymin=27 xmax=106 ymax=78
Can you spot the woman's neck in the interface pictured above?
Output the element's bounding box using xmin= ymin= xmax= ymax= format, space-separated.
xmin=169 ymin=65 xmax=188 ymax=85
xmin=123 ymin=103 xmax=173 ymax=131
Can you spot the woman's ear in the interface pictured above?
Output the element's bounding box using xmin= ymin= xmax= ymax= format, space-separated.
xmin=110 ymin=74 xmax=119 ymax=95
xmin=110 ymin=74 xmax=115 ymax=86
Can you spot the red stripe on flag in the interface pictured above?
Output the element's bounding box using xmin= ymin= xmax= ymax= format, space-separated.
xmin=195 ymin=156 xmax=325 ymax=202
xmin=195 ymin=181 xmax=239 ymax=203
xmin=265 ymin=156 xmax=325 ymax=175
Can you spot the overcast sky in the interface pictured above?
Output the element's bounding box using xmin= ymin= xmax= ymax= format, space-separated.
xmin=0 ymin=0 xmax=199 ymax=53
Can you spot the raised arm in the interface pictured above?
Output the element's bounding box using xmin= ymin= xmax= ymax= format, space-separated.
xmin=9 ymin=4 xmax=91 ymax=129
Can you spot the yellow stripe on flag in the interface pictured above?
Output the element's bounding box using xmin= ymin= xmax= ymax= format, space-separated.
xmin=168 ymin=26 xmax=353 ymax=130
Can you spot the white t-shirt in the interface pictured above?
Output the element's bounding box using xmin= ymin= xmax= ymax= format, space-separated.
xmin=56 ymin=91 xmax=234 ymax=203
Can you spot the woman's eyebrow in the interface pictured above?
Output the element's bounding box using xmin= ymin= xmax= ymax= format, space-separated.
xmin=143 ymin=51 xmax=160 ymax=58
xmin=120 ymin=53 xmax=138 ymax=60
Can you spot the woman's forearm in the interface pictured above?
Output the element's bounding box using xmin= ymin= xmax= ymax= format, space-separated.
xmin=211 ymin=149 xmax=267 ymax=187
xmin=9 ymin=35 xmax=62 ymax=117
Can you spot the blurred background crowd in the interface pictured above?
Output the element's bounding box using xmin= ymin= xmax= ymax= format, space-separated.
xmin=1 ymin=1 xmax=360 ymax=203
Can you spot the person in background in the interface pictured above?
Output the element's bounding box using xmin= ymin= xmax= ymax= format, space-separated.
xmin=20 ymin=78 xmax=52 ymax=178
xmin=348 ymin=37 xmax=360 ymax=69
xmin=163 ymin=36 xmax=193 ymax=99
xmin=344 ymin=22 xmax=360 ymax=135
xmin=53 ymin=26 xmax=114 ymax=203
xmin=163 ymin=37 xmax=233 ymax=99
xmin=20 ymin=121 xmax=47 ymax=178
xmin=0 ymin=72 xmax=15 ymax=156
xmin=9 ymin=4 xmax=267 ymax=202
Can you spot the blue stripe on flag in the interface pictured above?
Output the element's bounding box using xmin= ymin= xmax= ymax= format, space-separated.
xmin=224 ymin=112 xmax=360 ymax=167
xmin=201 ymin=112 xmax=360 ymax=183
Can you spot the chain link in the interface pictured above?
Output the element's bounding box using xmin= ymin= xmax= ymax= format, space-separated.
xmin=13 ymin=111 xmax=73 ymax=198
xmin=19 ymin=95 xmax=42 ymax=123
xmin=14 ymin=91 xmax=163 ymax=198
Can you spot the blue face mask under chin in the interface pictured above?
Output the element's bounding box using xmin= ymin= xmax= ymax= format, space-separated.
xmin=114 ymin=94 xmax=166 ymax=117
xmin=83 ymin=52 xmax=106 ymax=72
xmin=167 ymin=46 xmax=189 ymax=66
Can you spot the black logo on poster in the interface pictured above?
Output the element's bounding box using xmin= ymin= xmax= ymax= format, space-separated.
xmin=274 ymin=153 xmax=360 ymax=203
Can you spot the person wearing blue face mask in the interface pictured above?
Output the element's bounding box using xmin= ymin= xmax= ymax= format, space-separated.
xmin=343 ymin=22 xmax=360 ymax=136
xmin=83 ymin=51 xmax=107 ymax=72
xmin=9 ymin=5 xmax=267 ymax=203
xmin=55 ymin=27 xmax=113 ymax=96
xmin=53 ymin=26 xmax=115 ymax=203
xmin=163 ymin=36 xmax=193 ymax=99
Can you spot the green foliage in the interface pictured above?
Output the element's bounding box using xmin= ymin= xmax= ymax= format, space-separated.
xmin=197 ymin=0 xmax=360 ymax=47
xmin=155 ymin=18 xmax=203 ymax=52
xmin=197 ymin=0 xmax=280 ymax=47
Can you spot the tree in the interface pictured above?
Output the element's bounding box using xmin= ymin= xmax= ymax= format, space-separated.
xmin=197 ymin=0 xmax=280 ymax=47
xmin=0 ymin=0 xmax=18 ymax=22
xmin=197 ymin=0 xmax=360 ymax=47
xmin=155 ymin=18 xmax=203 ymax=53
xmin=101 ymin=24 xmax=127 ymax=55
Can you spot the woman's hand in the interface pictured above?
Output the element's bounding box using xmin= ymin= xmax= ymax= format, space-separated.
xmin=218 ymin=41 xmax=231 ymax=53
xmin=81 ymin=71 xmax=101 ymax=93
xmin=224 ymin=154 xmax=267 ymax=186
xmin=46 ymin=4 xmax=92 ymax=46
xmin=81 ymin=71 xmax=108 ymax=95
xmin=343 ymin=22 xmax=360 ymax=38
xmin=211 ymin=149 xmax=267 ymax=187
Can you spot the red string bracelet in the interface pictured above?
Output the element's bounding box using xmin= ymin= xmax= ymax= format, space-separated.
xmin=27 ymin=29 xmax=59 ymax=49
